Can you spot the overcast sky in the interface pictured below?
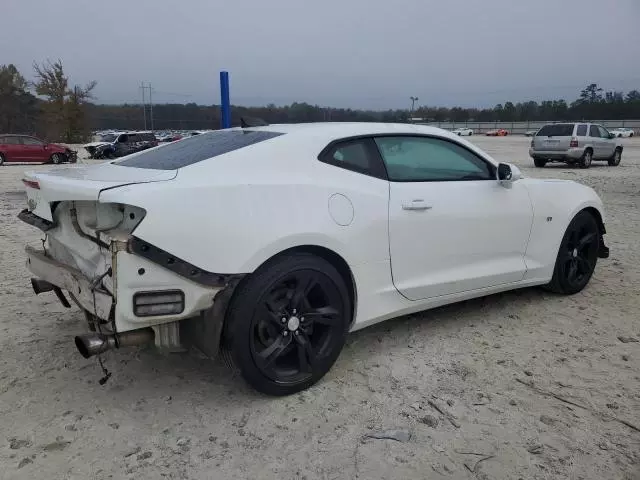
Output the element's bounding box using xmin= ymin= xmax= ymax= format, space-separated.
xmin=2 ymin=0 xmax=639 ymax=109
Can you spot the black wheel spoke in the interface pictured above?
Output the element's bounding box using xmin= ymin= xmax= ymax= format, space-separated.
xmin=568 ymin=229 xmax=579 ymax=247
xmin=577 ymin=256 xmax=591 ymax=274
xmin=559 ymin=251 xmax=574 ymax=264
xmin=265 ymin=298 xmax=287 ymax=327
xmin=577 ymin=232 xmax=596 ymax=250
xmin=304 ymin=306 xmax=340 ymax=326
xmin=295 ymin=333 xmax=316 ymax=372
xmin=567 ymin=260 xmax=578 ymax=281
xmin=257 ymin=334 xmax=291 ymax=367
xmin=291 ymin=272 xmax=316 ymax=311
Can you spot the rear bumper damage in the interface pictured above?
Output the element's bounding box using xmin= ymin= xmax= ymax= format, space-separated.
xmin=26 ymin=245 xmax=113 ymax=319
xmin=23 ymin=231 xmax=244 ymax=359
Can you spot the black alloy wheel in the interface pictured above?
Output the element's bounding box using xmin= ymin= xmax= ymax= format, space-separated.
xmin=546 ymin=211 xmax=599 ymax=294
xmin=224 ymin=253 xmax=350 ymax=395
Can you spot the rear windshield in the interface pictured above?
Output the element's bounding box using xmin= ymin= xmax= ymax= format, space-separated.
xmin=116 ymin=130 xmax=284 ymax=169
xmin=536 ymin=124 xmax=574 ymax=137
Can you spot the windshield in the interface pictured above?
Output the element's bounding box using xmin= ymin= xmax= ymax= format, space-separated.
xmin=115 ymin=129 xmax=285 ymax=169
xmin=536 ymin=124 xmax=574 ymax=137
xmin=100 ymin=134 xmax=118 ymax=143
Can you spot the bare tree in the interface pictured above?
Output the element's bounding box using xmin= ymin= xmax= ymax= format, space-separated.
xmin=33 ymin=59 xmax=96 ymax=142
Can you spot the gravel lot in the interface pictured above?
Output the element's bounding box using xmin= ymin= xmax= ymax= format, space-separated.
xmin=1 ymin=136 xmax=639 ymax=480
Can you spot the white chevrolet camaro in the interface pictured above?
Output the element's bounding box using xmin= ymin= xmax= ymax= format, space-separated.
xmin=19 ymin=122 xmax=609 ymax=395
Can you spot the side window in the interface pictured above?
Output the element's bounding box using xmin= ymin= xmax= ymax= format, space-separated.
xmin=319 ymin=138 xmax=385 ymax=179
xmin=374 ymin=136 xmax=493 ymax=182
xmin=589 ymin=125 xmax=600 ymax=138
xmin=598 ymin=126 xmax=610 ymax=138
xmin=21 ymin=137 xmax=43 ymax=146
xmin=576 ymin=124 xmax=588 ymax=136
xmin=118 ymin=134 xmax=129 ymax=143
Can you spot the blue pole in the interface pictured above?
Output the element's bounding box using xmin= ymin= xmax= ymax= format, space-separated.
xmin=220 ymin=71 xmax=230 ymax=129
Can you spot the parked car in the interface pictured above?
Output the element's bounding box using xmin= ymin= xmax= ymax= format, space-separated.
xmin=524 ymin=130 xmax=538 ymax=137
xmin=609 ymin=127 xmax=635 ymax=138
xmin=452 ymin=128 xmax=473 ymax=136
xmin=529 ymin=123 xmax=623 ymax=168
xmin=486 ymin=129 xmax=509 ymax=136
xmin=19 ymin=122 xmax=609 ymax=395
xmin=0 ymin=135 xmax=77 ymax=165
xmin=84 ymin=131 xmax=158 ymax=159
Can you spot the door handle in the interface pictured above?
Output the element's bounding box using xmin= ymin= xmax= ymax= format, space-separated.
xmin=402 ymin=200 xmax=432 ymax=211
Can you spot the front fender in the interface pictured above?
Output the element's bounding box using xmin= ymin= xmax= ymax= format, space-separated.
xmin=521 ymin=179 xmax=605 ymax=281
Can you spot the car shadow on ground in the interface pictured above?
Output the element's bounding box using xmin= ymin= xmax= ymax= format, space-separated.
xmin=56 ymin=285 xmax=553 ymax=406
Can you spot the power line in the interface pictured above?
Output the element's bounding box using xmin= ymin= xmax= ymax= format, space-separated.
xmin=139 ymin=82 xmax=153 ymax=131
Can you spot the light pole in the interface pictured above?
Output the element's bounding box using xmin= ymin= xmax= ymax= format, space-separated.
xmin=410 ymin=96 xmax=419 ymax=114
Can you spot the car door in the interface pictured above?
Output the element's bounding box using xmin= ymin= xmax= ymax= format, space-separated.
xmin=1 ymin=136 xmax=21 ymax=161
xmin=20 ymin=136 xmax=48 ymax=162
xmin=375 ymin=135 xmax=533 ymax=300
xmin=597 ymin=125 xmax=615 ymax=158
xmin=588 ymin=125 xmax=605 ymax=158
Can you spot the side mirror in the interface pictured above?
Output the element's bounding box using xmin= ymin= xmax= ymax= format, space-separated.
xmin=497 ymin=163 xmax=521 ymax=188
xmin=609 ymin=134 xmax=615 ymax=139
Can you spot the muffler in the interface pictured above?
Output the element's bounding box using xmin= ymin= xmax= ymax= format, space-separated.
xmin=74 ymin=328 xmax=155 ymax=359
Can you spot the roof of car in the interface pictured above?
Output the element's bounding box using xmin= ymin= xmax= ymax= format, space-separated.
xmin=240 ymin=122 xmax=459 ymax=142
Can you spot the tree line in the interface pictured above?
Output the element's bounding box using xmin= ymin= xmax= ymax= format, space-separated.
xmin=2 ymin=61 xmax=640 ymax=142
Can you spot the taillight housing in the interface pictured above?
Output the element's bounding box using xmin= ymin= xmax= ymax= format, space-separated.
xmin=569 ymin=137 xmax=579 ymax=148
xmin=22 ymin=179 xmax=40 ymax=190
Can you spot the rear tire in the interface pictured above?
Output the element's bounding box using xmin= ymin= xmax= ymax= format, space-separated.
xmin=50 ymin=153 xmax=63 ymax=164
xmin=579 ymin=149 xmax=592 ymax=169
xmin=533 ymin=157 xmax=547 ymax=168
xmin=0 ymin=153 xmax=5 ymax=166
xmin=608 ymin=148 xmax=622 ymax=166
xmin=224 ymin=253 xmax=351 ymax=396
xmin=545 ymin=211 xmax=599 ymax=295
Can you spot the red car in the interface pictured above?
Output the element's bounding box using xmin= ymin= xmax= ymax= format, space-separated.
xmin=0 ymin=135 xmax=77 ymax=165
xmin=485 ymin=129 xmax=509 ymax=137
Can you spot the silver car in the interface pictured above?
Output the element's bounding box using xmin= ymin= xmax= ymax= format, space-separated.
xmin=529 ymin=123 xmax=623 ymax=168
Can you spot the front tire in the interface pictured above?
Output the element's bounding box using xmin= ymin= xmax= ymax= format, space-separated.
xmin=224 ymin=253 xmax=351 ymax=396
xmin=545 ymin=211 xmax=599 ymax=295
xmin=50 ymin=153 xmax=63 ymax=164
xmin=0 ymin=153 xmax=5 ymax=166
xmin=608 ymin=148 xmax=622 ymax=166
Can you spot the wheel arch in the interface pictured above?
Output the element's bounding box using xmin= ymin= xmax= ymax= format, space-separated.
xmin=581 ymin=206 xmax=606 ymax=235
xmin=239 ymin=244 xmax=357 ymax=327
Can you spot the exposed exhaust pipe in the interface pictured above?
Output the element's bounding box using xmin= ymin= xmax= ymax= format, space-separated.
xmin=74 ymin=328 xmax=155 ymax=359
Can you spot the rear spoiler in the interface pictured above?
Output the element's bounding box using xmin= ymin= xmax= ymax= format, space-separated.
xmin=240 ymin=116 xmax=269 ymax=128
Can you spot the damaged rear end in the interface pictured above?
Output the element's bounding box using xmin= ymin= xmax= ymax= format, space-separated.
xmin=19 ymin=162 xmax=233 ymax=361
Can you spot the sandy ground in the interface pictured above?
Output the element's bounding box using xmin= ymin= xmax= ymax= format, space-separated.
xmin=1 ymin=137 xmax=639 ymax=480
